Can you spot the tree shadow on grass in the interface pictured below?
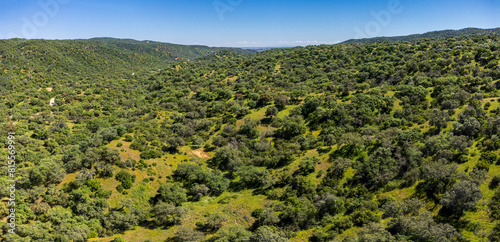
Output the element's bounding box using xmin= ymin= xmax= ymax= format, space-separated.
xmin=252 ymin=186 xmax=269 ymax=196
xmin=260 ymin=117 xmax=273 ymax=125
xmin=329 ymin=146 xmax=360 ymax=160
xmin=139 ymin=220 xmax=176 ymax=230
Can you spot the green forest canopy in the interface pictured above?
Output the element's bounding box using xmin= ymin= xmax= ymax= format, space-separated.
xmin=0 ymin=33 xmax=500 ymax=241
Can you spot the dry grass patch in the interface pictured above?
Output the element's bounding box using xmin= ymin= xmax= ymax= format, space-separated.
xmin=107 ymin=139 xmax=141 ymax=162
xmin=58 ymin=172 xmax=77 ymax=188
xmin=190 ymin=148 xmax=211 ymax=159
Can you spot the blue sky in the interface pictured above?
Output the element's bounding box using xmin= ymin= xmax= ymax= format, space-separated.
xmin=0 ymin=0 xmax=499 ymax=47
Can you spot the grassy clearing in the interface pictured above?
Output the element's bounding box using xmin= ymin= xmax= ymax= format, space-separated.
xmin=108 ymin=138 xmax=141 ymax=162
xmin=58 ymin=172 xmax=77 ymax=188
xmin=293 ymin=229 xmax=316 ymax=241
xmin=460 ymin=164 xmax=499 ymax=241
xmin=90 ymin=190 xmax=268 ymax=242
xmin=277 ymin=105 xmax=298 ymax=119
xmin=334 ymin=226 xmax=361 ymax=241
xmin=377 ymin=182 xmax=419 ymax=204
xmin=236 ymin=106 xmax=270 ymax=128
xmin=66 ymin=122 xmax=75 ymax=129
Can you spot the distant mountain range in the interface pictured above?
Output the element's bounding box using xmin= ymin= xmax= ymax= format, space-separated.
xmin=342 ymin=27 xmax=500 ymax=44
xmin=240 ymin=47 xmax=296 ymax=52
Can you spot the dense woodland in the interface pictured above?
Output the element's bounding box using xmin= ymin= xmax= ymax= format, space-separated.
xmin=343 ymin=27 xmax=500 ymax=44
xmin=1 ymin=32 xmax=500 ymax=241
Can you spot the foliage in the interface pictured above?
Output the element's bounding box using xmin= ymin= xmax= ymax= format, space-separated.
xmin=249 ymin=226 xmax=290 ymax=242
xmin=151 ymin=202 xmax=188 ymax=227
xmin=153 ymin=183 xmax=187 ymax=206
xmin=440 ymin=180 xmax=482 ymax=215
xmin=2 ymin=33 xmax=500 ymax=241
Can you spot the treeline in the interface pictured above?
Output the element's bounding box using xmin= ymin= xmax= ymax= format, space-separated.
xmin=343 ymin=27 xmax=500 ymax=43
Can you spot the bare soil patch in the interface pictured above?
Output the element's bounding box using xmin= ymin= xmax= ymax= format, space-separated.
xmin=191 ymin=148 xmax=210 ymax=159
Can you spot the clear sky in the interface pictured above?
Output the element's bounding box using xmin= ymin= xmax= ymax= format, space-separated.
xmin=1 ymin=0 xmax=499 ymax=47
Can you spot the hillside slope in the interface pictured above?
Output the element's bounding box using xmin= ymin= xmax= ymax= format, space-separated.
xmin=0 ymin=38 xmax=255 ymax=83
xmin=343 ymin=27 xmax=500 ymax=43
xmin=1 ymin=34 xmax=500 ymax=242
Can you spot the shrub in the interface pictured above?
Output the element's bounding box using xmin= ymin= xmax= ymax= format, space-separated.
xmin=124 ymin=135 xmax=134 ymax=142
xmin=204 ymin=212 xmax=228 ymax=232
xmin=490 ymin=176 xmax=500 ymax=190
xmin=154 ymin=183 xmax=187 ymax=206
xmin=298 ymin=156 xmax=318 ymax=175
xmin=140 ymin=149 xmax=163 ymax=160
xmin=440 ymin=180 xmax=482 ymax=214
xmin=151 ymin=202 xmax=188 ymax=226
xmin=481 ymin=151 xmax=497 ymax=164
xmin=252 ymin=208 xmax=265 ymax=218
xmin=121 ymin=179 xmax=133 ymax=189
xmin=351 ymin=209 xmax=381 ymax=226
xmin=116 ymin=185 xmax=124 ymax=193
xmin=115 ymin=170 xmax=133 ymax=183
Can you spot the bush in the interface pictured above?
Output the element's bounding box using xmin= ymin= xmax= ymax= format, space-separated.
xmin=490 ymin=176 xmax=500 ymax=190
xmin=154 ymin=183 xmax=187 ymax=206
xmin=214 ymin=225 xmax=252 ymax=242
xmin=174 ymin=227 xmax=205 ymax=241
xmin=116 ymin=184 xmax=124 ymax=193
xmin=151 ymin=202 xmax=188 ymax=226
xmin=252 ymin=209 xmax=280 ymax=229
xmin=440 ymin=180 xmax=482 ymax=214
xmin=330 ymin=217 xmax=353 ymax=234
xmin=252 ymin=208 xmax=265 ymax=218
xmin=147 ymin=168 xmax=157 ymax=176
xmin=276 ymin=116 xmax=306 ymax=139
xmin=316 ymin=192 xmax=345 ymax=217
xmin=115 ymin=170 xmax=135 ymax=189
xmin=298 ymin=156 xmax=318 ymax=175
xmin=474 ymin=160 xmax=491 ymax=171
xmin=140 ymin=149 xmax=163 ymax=160
xmin=387 ymin=212 xmax=458 ymax=241
xmin=124 ymin=135 xmax=134 ymax=142
xmin=249 ymin=226 xmax=289 ymax=242
xmin=115 ymin=170 xmax=133 ymax=183
xmin=351 ymin=209 xmax=381 ymax=226
xmin=121 ymin=179 xmax=133 ymax=189
xmin=96 ymin=189 xmax=112 ymax=199
xmin=358 ymin=223 xmax=395 ymax=242
xmin=489 ymin=189 xmax=500 ymax=220
xmin=236 ymin=166 xmax=272 ymax=188
xmin=204 ymin=212 xmax=228 ymax=232
xmin=481 ymin=151 xmax=497 ymax=164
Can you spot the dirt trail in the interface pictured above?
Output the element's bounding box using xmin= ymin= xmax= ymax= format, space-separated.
xmin=191 ymin=148 xmax=210 ymax=159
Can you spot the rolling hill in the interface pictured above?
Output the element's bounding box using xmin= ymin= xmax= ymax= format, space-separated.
xmin=0 ymin=38 xmax=256 ymax=82
xmin=1 ymin=32 xmax=500 ymax=241
xmin=342 ymin=27 xmax=500 ymax=44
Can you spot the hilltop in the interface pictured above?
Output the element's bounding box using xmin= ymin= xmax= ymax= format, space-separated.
xmin=0 ymin=38 xmax=255 ymax=81
xmin=342 ymin=27 xmax=500 ymax=44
